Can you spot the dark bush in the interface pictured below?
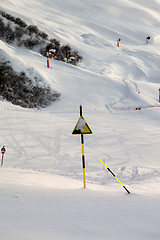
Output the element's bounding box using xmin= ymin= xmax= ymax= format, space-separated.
xmin=22 ymin=37 xmax=42 ymax=49
xmin=60 ymin=44 xmax=72 ymax=61
xmin=40 ymin=42 xmax=56 ymax=57
xmin=6 ymin=31 xmax=15 ymax=44
xmin=0 ymin=10 xmax=83 ymax=65
xmin=0 ymin=11 xmax=16 ymax=22
xmin=50 ymin=38 xmax=60 ymax=48
xmin=4 ymin=22 xmax=12 ymax=32
xmin=0 ymin=17 xmax=5 ymax=37
xmin=15 ymin=26 xmax=24 ymax=40
xmin=0 ymin=11 xmax=27 ymax=28
xmin=0 ymin=58 xmax=60 ymax=108
xmin=27 ymin=25 xmax=39 ymax=35
xmin=38 ymin=31 xmax=49 ymax=40
xmin=4 ymin=23 xmax=15 ymax=44
xmin=15 ymin=17 xmax=27 ymax=27
xmin=71 ymin=50 xmax=83 ymax=64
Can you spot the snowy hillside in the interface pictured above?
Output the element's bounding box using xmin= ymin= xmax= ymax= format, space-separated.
xmin=0 ymin=0 xmax=160 ymax=239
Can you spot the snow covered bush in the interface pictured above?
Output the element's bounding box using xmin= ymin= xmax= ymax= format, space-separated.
xmin=0 ymin=10 xmax=27 ymax=27
xmin=0 ymin=57 xmax=60 ymax=108
xmin=5 ymin=23 xmax=15 ymax=44
xmin=0 ymin=17 xmax=5 ymax=37
xmin=0 ymin=11 xmax=82 ymax=65
xmin=15 ymin=26 xmax=24 ymax=40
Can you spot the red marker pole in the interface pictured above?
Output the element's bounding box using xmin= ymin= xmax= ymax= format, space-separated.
xmin=117 ymin=38 xmax=121 ymax=47
xmin=1 ymin=146 xmax=6 ymax=166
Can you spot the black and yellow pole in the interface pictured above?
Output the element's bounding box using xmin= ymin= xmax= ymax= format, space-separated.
xmin=72 ymin=105 xmax=92 ymax=188
xmin=80 ymin=105 xmax=86 ymax=188
xmin=81 ymin=134 xmax=86 ymax=188
xmin=99 ymin=158 xmax=130 ymax=194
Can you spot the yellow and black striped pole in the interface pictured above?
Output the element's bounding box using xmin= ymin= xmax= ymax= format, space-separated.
xmin=80 ymin=105 xmax=86 ymax=188
xmin=99 ymin=158 xmax=130 ymax=194
xmin=72 ymin=105 xmax=92 ymax=188
xmin=81 ymin=134 xmax=86 ymax=188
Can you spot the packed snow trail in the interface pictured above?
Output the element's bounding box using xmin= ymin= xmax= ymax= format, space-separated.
xmin=1 ymin=102 xmax=160 ymax=186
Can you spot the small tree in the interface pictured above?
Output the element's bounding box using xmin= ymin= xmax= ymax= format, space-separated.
xmin=15 ymin=17 xmax=27 ymax=27
xmin=38 ymin=31 xmax=49 ymax=40
xmin=0 ymin=17 xmax=5 ymax=37
xmin=0 ymin=58 xmax=60 ymax=108
xmin=15 ymin=26 xmax=24 ymax=40
xmin=5 ymin=23 xmax=15 ymax=44
xmin=27 ymin=25 xmax=39 ymax=35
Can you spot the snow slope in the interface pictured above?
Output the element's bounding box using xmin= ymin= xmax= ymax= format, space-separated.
xmin=0 ymin=0 xmax=160 ymax=239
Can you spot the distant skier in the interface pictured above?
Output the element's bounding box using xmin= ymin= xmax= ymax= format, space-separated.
xmin=1 ymin=146 xmax=6 ymax=166
xmin=146 ymin=36 xmax=150 ymax=44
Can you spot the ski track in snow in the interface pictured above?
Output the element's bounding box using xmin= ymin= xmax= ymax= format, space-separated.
xmin=1 ymin=106 xmax=160 ymax=186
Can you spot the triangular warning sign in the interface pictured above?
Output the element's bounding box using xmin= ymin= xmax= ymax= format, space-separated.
xmin=72 ymin=116 xmax=92 ymax=135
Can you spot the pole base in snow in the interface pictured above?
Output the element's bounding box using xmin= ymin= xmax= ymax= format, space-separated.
xmin=47 ymin=59 xmax=50 ymax=68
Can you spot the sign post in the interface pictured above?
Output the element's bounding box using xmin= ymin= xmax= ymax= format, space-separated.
xmin=46 ymin=53 xmax=50 ymax=68
xmin=1 ymin=146 xmax=6 ymax=166
xmin=81 ymin=133 xmax=86 ymax=188
xmin=117 ymin=38 xmax=121 ymax=47
xmin=99 ymin=158 xmax=130 ymax=194
xmin=72 ymin=105 xmax=92 ymax=188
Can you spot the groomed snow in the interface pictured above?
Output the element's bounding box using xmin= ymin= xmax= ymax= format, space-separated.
xmin=0 ymin=0 xmax=160 ymax=239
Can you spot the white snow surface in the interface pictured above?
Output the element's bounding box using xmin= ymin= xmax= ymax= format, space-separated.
xmin=0 ymin=0 xmax=160 ymax=239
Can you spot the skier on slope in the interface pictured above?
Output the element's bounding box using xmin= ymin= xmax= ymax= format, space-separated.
xmin=1 ymin=146 xmax=6 ymax=154
xmin=1 ymin=146 xmax=6 ymax=166
xmin=146 ymin=36 xmax=150 ymax=44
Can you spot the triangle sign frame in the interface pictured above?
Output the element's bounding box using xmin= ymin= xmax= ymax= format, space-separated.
xmin=72 ymin=116 xmax=92 ymax=135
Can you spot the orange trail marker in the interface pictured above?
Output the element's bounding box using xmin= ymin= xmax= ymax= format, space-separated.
xmin=1 ymin=146 xmax=6 ymax=166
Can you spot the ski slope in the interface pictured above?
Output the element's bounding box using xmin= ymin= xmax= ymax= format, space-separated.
xmin=0 ymin=0 xmax=160 ymax=239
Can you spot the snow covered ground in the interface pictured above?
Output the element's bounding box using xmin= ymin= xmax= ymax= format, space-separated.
xmin=0 ymin=0 xmax=160 ymax=239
